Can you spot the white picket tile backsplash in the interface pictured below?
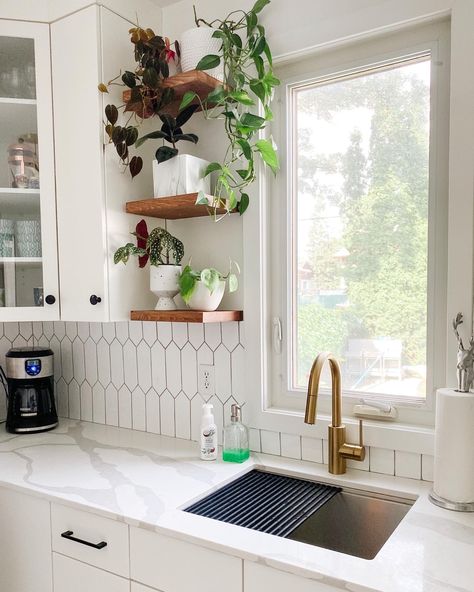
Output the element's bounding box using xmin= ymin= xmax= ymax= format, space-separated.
xmin=0 ymin=321 xmax=432 ymax=481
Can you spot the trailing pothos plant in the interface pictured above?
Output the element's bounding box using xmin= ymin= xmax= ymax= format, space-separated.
xmin=99 ymin=26 xmax=199 ymax=177
xmin=179 ymin=0 xmax=279 ymax=216
xmin=114 ymin=219 xmax=184 ymax=267
xmin=179 ymin=261 xmax=240 ymax=303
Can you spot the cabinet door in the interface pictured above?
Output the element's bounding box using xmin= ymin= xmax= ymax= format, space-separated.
xmin=244 ymin=561 xmax=340 ymax=592
xmin=0 ymin=20 xmax=59 ymax=320
xmin=0 ymin=486 xmax=52 ymax=592
xmin=53 ymin=553 xmax=130 ymax=592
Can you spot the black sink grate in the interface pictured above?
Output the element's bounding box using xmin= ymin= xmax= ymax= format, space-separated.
xmin=184 ymin=469 xmax=341 ymax=538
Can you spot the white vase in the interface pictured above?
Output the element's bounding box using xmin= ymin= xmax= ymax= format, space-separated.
xmin=187 ymin=280 xmax=225 ymax=311
xmin=153 ymin=154 xmax=211 ymax=198
xmin=150 ymin=265 xmax=181 ymax=310
xmin=180 ymin=27 xmax=224 ymax=82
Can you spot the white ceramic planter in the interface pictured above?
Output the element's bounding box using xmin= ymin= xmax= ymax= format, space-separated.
xmin=180 ymin=27 xmax=224 ymax=82
xmin=187 ymin=280 xmax=225 ymax=311
xmin=150 ymin=265 xmax=181 ymax=310
xmin=153 ymin=154 xmax=210 ymax=198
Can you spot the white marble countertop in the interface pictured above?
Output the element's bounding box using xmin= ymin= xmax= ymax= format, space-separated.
xmin=0 ymin=420 xmax=472 ymax=592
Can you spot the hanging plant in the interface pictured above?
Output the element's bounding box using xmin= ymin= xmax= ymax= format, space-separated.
xmin=98 ymin=26 xmax=199 ymax=178
xmin=180 ymin=0 xmax=280 ymax=215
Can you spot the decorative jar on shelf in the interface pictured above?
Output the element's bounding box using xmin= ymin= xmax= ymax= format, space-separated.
xmin=150 ymin=265 xmax=182 ymax=310
xmin=153 ymin=154 xmax=210 ymax=198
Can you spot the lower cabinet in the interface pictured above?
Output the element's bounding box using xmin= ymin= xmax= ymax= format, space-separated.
xmin=244 ymin=561 xmax=339 ymax=592
xmin=53 ymin=553 xmax=129 ymax=592
xmin=0 ymin=486 xmax=52 ymax=592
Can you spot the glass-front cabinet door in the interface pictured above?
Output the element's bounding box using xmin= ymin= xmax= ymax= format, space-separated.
xmin=0 ymin=20 xmax=59 ymax=320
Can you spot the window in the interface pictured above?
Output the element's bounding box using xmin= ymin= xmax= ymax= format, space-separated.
xmin=270 ymin=21 xmax=450 ymax=415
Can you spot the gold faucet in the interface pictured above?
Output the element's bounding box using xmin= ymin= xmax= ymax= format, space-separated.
xmin=305 ymin=352 xmax=365 ymax=475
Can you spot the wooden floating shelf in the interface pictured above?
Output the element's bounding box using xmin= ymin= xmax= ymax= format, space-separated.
xmin=126 ymin=193 xmax=235 ymax=220
xmin=130 ymin=310 xmax=243 ymax=323
xmin=123 ymin=70 xmax=222 ymax=116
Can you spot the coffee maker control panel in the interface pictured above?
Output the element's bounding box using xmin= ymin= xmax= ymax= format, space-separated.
xmin=25 ymin=359 xmax=41 ymax=377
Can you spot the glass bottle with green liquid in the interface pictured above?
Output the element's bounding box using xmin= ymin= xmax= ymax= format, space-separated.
xmin=222 ymin=404 xmax=250 ymax=463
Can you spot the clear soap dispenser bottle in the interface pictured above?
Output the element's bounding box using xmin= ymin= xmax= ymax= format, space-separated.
xmin=222 ymin=404 xmax=250 ymax=463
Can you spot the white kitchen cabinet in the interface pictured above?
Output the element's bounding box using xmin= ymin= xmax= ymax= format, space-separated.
xmin=0 ymin=20 xmax=60 ymax=320
xmin=0 ymin=486 xmax=52 ymax=592
xmin=53 ymin=553 xmax=130 ymax=592
xmin=130 ymin=527 xmax=242 ymax=592
xmin=51 ymin=4 xmax=157 ymax=322
xmin=244 ymin=561 xmax=340 ymax=592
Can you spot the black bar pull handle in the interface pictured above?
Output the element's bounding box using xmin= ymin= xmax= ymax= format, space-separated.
xmin=61 ymin=530 xmax=107 ymax=550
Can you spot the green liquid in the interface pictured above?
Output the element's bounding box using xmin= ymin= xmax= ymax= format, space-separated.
xmin=222 ymin=448 xmax=250 ymax=463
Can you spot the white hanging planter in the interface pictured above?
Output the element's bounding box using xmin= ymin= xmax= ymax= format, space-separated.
xmin=150 ymin=265 xmax=181 ymax=310
xmin=187 ymin=280 xmax=225 ymax=311
xmin=180 ymin=27 xmax=224 ymax=82
xmin=153 ymin=154 xmax=210 ymax=198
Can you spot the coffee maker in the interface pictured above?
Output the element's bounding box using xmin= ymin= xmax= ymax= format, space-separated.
xmin=2 ymin=347 xmax=58 ymax=433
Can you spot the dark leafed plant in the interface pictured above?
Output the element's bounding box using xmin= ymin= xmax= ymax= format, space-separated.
xmin=180 ymin=0 xmax=279 ymax=215
xmin=99 ymin=26 xmax=198 ymax=177
xmin=114 ymin=219 xmax=184 ymax=267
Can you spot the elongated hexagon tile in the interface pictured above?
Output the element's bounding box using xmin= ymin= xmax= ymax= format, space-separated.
xmin=32 ymin=322 xmax=42 ymax=341
xmin=190 ymin=394 xmax=205 ymax=442
xmin=92 ymin=383 xmax=106 ymax=424
xmin=132 ymin=386 xmax=146 ymax=431
xmin=12 ymin=335 xmax=28 ymax=349
xmin=137 ymin=341 xmax=152 ymax=393
xmin=42 ymin=321 xmax=54 ymax=340
xmin=123 ymin=340 xmax=138 ymax=389
xmin=165 ymin=343 xmax=181 ymax=396
xmin=175 ymin=392 xmax=191 ymax=439
xmin=146 ymin=390 xmax=160 ymax=434
xmin=204 ymin=323 xmax=221 ymax=351
xmin=0 ymin=323 xmax=4 ymax=339
xmin=239 ymin=322 xmax=245 ymax=345
xmin=231 ymin=344 xmax=245 ymax=404
xmin=53 ymin=321 xmax=65 ymax=341
xmin=118 ymin=385 xmax=132 ymax=428
xmin=197 ymin=343 xmax=213 ymax=367
xmin=115 ymin=322 xmax=129 ymax=345
xmin=172 ymin=323 xmax=188 ymax=349
xmin=181 ymin=343 xmax=197 ymax=399
xmin=105 ymin=384 xmax=119 ymax=426
xmin=80 ymin=382 xmax=93 ymax=421
xmin=208 ymin=395 xmax=224 ymax=441
xmin=129 ymin=321 xmax=143 ymax=345
xmin=89 ymin=322 xmax=102 ymax=342
xmin=249 ymin=428 xmax=261 ymax=453
xmin=65 ymin=322 xmax=77 ymax=341
xmin=49 ymin=336 xmax=62 ymax=382
xmin=221 ymin=321 xmax=240 ymax=352
xmin=68 ymin=379 xmax=80 ymax=419
xmin=188 ymin=323 xmax=204 ymax=350
xmin=102 ymin=322 xmax=115 ymax=344
xmin=77 ymin=322 xmax=89 ymax=342
xmin=72 ymin=338 xmax=85 ymax=385
xmin=110 ymin=339 xmax=124 ymax=388
xmin=97 ymin=338 xmax=111 ymax=387
xmin=61 ymin=338 xmax=74 ymax=384
xmin=142 ymin=321 xmax=157 ymax=346
xmin=160 ymin=390 xmax=175 ymax=437
xmin=56 ymin=377 xmax=68 ymax=418
xmin=4 ymin=322 xmax=19 ymax=342
xmin=157 ymin=322 xmax=172 ymax=347
xmin=84 ymin=338 xmax=98 ymax=386
xmin=0 ymin=336 xmax=12 ymax=366
xmin=214 ymin=344 xmax=231 ymax=402
xmin=151 ymin=341 xmax=166 ymax=394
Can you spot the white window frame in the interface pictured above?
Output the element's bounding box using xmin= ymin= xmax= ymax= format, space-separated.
xmin=243 ymin=9 xmax=474 ymax=452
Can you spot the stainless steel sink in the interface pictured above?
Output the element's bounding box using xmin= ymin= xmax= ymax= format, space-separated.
xmin=184 ymin=470 xmax=413 ymax=560
xmin=287 ymin=487 xmax=411 ymax=559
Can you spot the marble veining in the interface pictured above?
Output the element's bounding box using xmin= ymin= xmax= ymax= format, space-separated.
xmin=0 ymin=420 xmax=472 ymax=592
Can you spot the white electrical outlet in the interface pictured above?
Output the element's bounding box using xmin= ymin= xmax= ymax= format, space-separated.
xmin=199 ymin=364 xmax=215 ymax=397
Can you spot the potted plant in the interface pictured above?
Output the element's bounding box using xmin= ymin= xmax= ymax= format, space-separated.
xmin=114 ymin=220 xmax=185 ymax=310
xmin=179 ymin=261 xmax=240 ymax=311
xmin=179 ymin=11 xmax=224 ymax=82
xmin=99 ymin=25 xmax=208 ymax=195
xmin=179 ymin=0 xmax=280 ymax=216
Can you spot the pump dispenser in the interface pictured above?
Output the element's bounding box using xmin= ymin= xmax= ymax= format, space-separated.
xmin=222 ymin=404 xmax=250 ymax=463
xmin=200 ymin=403 xmax=217 ymax=460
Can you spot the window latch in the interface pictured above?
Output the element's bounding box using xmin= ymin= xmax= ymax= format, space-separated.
xmin=272 ymin=317 xmax=282 ymax=354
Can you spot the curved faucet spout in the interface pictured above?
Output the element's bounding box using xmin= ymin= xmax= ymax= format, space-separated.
xmin=304 ymin=352 xmax=342 ymax=427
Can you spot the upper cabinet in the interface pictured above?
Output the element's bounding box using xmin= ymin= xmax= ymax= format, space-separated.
xmin=51 ymin=5 xmax=157 ymax=322
xmin=0 ymin=20 xmax=59 ymax=320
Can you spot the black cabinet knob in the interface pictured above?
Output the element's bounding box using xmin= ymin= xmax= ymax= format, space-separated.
xmin=90 ymin=295 xmax=102 ymax=305
xmin=45 ymin=295 xmax=56 ymax=305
